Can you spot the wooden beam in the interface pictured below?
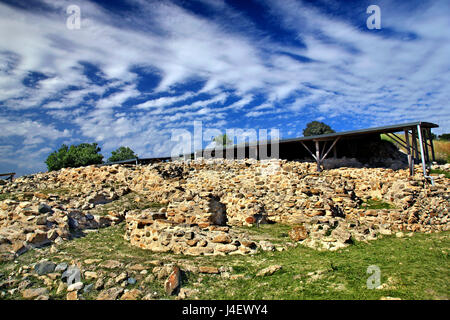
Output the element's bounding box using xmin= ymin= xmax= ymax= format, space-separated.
xmin=320 ymin=137 xmax=341 ymax=162
xmin=422 ymin=128 xmax=430 ymax=164
xmin=0 ymin=172 xmax=15 ymax=181
xmin=321 ymin=141 xmax=327 ymax=158
xmin=300 ymin=141 xmax=317 ymax=160
xmin=386 ymin=133 xmax=408 ymax=149
xmin=427 ymin=128 xmax=436 ymax=162
xmin=412 ymin=127 xmax=419 ymax=160
xmin=404 ymin=129 xmax=413 ymax=176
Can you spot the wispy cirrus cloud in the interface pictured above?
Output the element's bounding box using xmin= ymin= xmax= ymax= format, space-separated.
xmin=0 ymin=0 xmax=448 ymax=176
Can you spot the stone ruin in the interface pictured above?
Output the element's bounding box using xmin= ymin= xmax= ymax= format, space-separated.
xmin=124 ymin=159 xmax=448 ymax=253
xmin=0 ymin=159 xmax=449 ymax=257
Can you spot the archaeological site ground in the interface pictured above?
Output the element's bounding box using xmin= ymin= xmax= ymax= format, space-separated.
xmin=0 ymin=160 xmax=448 ymax=300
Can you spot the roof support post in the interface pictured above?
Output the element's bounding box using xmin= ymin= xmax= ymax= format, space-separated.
xmin=412 ymin=127 xmax=419 ymax=161
xmin=417 ymin=124 xmax=427 ymax=174
xmin=315 ymin=140 xmax=321 ymax=172
xmin=422 ymin=127 xmax=430 ymax=164
xmin=427 ymin=128 xmax=436 ymax=162
xmin=417 ymin=124 xmax=434 ymax=185
xmin=404 ymin=129 xmax=413 ymax=176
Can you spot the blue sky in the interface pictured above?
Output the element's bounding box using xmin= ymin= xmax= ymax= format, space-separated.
xmin=0 ymin=0 xmax=449 ymax=176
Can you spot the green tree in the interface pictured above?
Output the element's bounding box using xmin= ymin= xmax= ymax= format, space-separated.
xmin=107 ymin=146 xmax=137 ymax=162
xmin=438 ymin=133 xmax=450 ymax=141
xmin=303 ymin=121 xmax=336 ymax=137
xmin=213 ymin=134 xmax=232 ymax=146
xmin=45 ymin=143 xmax=104 ymax=171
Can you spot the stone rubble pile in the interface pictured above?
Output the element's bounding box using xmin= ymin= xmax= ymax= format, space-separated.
xmin=0 ymin=159 xmax=448 ymax=256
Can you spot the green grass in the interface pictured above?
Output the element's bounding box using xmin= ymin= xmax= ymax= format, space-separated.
xmin=92 ymin=192 xmax=165 ymax=216
xmin=1 ymin=223 xmax=448 ymax=300
xmin=0 ymin=193 xmax=17 ymax=201
xmin=359 ymin=199 xmax=394 ymax=210
xmin=430 ymin=169 xmax=450 ymax=178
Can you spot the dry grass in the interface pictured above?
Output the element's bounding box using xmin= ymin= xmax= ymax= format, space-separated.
xmin=434 ymin=140 xmax=450 ymax=163
xmin=381 ymin=134 xmax=450 ymax=163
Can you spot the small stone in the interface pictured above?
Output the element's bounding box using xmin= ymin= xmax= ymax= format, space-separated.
xmin=84 ymin=271 xmax=98 ymax=279
xmin=35 ymin=215 xmax=47 ymax=225
xmin=66 ymin=291 xmax=78 ymax=300
xmin=164 ymin=266 xmax=181 ymax=296
xmin=120 ymin=288 xmax=142 ymax=300
xmin=26 ymin=231 xmax=49 ymax=245
xmin=115 ymin=272 xmax=128 ymax=283
xmin=34 ymin=261 xmax=56 ymax=275
xmin=259 ymin=241 xmax=275 ymax=251
xmin=288 ymin=225 xmax=308 ymax=241
xmin=67 ymin=281 xmax=84 ymax=292
xmin=47 ymin=229 xmax=59 ymax=241
xmin=38 ymin=203 xmax=52 ymax=214
xmin=100 ymin=260 xmax=123 ymax=269
xmin=380 ymin=296 xmax=402 ymax=300
xmin=83 ymin=283 xmax=94 ymax=293
xmin=18 ymin=280 xmax=32 ymax=291
xmin=84 ymin=259 xmax=101 ymax=264
xmin=22 ymin=287 xmax=48 ymax=299
xmin=198 ymin=266 xmax=220 ymax=274
xmin=127 ymin=277 xmax=137 ymax=285
xmin=96 ymin=287 xmax=124 ymax=300
xmin=94 ymin=278 xmax=105 ymax=290
xmin=129 ymin=264 xmax=147 ymax=271
xmin=395 ymin=232 xmax=404 ymax=238
xmin=256 ymin=265 xmax=282 ymax=277
xmin=105 ymin=278 xmax=115 ymax=289
xmin=56 ymin=282 xmax=67 ymax=295
xmin=55 ymin=263 xmax=68 ymax=273
xmin=211 ymin=234 xmax=231 ymax=244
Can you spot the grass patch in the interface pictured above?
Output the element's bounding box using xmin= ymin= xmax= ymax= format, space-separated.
xmin=0 ymin=193 xmax=18 ymax=201
xmin=1 ymin=222 xmax=448 ymax=300
xmin=360 ymin=198 xmax=394 ymax=210
xmin=91 ymin=192 xmax=165 ymax=216
xmin=238 ymin=224 xmax=292 ymax=243
xmin=430 ymin=168 xmax=450 ymax=178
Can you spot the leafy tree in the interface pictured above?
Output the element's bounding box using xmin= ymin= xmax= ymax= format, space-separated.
xmin=45 ymin=143 xmax=103 ymax=171
xmin=303 ymin=121 xmax=336 ymax=137
xmin=107 ymin=146 xmax=138 ymax=162
xmin=438 ymin=133 xmax=450 ymax=141
xmin=213 ymin=134 xmax=232 ymax=146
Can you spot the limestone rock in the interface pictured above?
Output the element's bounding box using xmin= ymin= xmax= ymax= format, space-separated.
xmin=164 ymin=266 xmax=181 ymax=296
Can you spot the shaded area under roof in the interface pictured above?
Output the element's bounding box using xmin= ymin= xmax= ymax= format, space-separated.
xmin=200 ymin=121 xmax=439 ymax=152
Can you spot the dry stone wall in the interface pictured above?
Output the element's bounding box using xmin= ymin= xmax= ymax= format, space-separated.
xmin=0 ymin=159 xmax=448 ymax=257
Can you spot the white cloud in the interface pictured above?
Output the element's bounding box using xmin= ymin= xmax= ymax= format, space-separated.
xmin=0 ymin=0 xmax=449 ymax=176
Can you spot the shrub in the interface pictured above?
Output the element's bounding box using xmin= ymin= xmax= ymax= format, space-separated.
xmin=45 ymin=143 xmax=104 ymax=171
xmin=303 ymin=121 xmax=335 ymax=137
xmin=107 ymin=146 xmax=137 ymax=163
